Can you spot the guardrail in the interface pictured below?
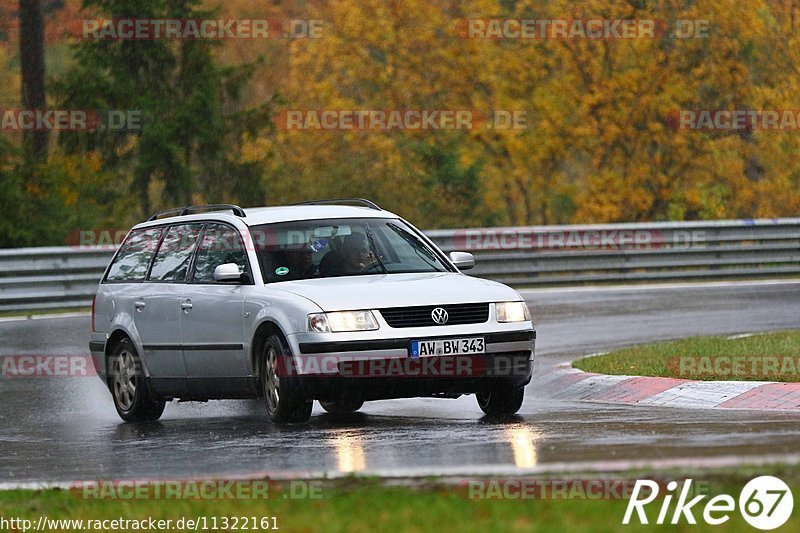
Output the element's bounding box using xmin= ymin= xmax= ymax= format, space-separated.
xmin=0 ymin=218 xmax=798 ymax=313
xmin=427 ymin=218 xmax=800 ymax=286
xmin=0 ymin=247 xmax=115 ymax=313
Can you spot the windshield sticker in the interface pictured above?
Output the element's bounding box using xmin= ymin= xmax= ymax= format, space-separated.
xmin=311 ymin=239 xmax=328 ymax=253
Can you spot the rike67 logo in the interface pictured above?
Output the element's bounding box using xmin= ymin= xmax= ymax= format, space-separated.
xmin=623 ymin=476 xmax=793 ymax=530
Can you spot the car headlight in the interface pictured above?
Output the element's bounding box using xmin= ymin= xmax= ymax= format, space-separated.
xmin=496 ymin=301 xmax=530 ymax=323
xmin=307 ymin=311 xmax=379 ymax=332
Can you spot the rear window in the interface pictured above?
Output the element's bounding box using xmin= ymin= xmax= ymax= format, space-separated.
xmin=104 ymin=227 xmax=163 ymax=282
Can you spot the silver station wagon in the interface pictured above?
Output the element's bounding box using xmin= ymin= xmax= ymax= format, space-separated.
xmin=89 ymin=200 xmax=536 ymax=423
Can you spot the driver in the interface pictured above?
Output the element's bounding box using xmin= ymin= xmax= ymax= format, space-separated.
xmin=319 ymin=232 xmax=370 ymax=276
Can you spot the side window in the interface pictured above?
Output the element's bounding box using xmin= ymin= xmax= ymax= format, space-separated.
xmin=191 ymin=224 xmax=249 ymax=283
xmin=105 ymin=227 xmax=163 ymax=282
xmin=148 ymin=224 xmax=203 ymax=282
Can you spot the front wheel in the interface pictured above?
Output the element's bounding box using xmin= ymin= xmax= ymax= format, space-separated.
xmin=261 ymin=335 xmax=312 ymax=424
xmin=109 ymin=338 xmax=165 ymax=422
xmin=476 ymin=385 xmax=525 ymax=416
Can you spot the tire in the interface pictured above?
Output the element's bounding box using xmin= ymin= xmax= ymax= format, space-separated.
xmin=108 ymin=338 xmax=166 ymax=422
xmin=476 ymin=384 xmax=525 ymax=416
xmin=320 ymin=396 xmax=364 ymax=414
xmin=261 ymin=335 xmax=312 ymax=424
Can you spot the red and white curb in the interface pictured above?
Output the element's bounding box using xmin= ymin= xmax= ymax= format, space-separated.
xmin=539 ymin=365 xmax=800 ymax=411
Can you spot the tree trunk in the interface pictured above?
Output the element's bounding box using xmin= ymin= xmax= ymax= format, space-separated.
xmin=19 ymin=0 xmax=48 ymax=163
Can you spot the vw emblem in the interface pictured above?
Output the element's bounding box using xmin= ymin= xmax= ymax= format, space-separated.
xmin=431 ymin=307 xmax=449 ymax=325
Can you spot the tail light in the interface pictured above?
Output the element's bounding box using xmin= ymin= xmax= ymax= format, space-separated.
xmin=91 ymin=295 xmax=96 ymax=332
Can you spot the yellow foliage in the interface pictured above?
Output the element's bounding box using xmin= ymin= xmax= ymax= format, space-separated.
xmin=7 ymin=0 xmax=800 ymax=229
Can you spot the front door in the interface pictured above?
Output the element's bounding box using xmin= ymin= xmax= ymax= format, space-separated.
xmin=181 ymin=223 xmax=253 ymax=398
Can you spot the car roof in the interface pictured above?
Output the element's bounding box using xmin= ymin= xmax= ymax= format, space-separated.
xmin=132 ymin=205 xmax=399 ymax=230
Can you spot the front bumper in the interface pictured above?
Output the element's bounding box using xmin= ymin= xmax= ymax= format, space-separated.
xmin=285 ymin=329 xmax=535 ymax=401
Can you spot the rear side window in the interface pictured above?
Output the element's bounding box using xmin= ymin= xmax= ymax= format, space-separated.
xmin=148 ymin=224 xmax=203 ymax=282
xmin=191 ymin=223 xmax=249 ymax=283
xmin=105 ymin=227 xmax=163 ymax=282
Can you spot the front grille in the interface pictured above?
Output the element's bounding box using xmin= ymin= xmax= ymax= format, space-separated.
xmin=379 ymin=303 xmax=490 ymax=328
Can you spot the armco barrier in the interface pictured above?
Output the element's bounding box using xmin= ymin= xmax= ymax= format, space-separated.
xmin=0 ymin=218 xmax=797 ymax=313
xmin=426 ymin=218 xmax=800 ymax=286
xmin=0 ymin=247 xmax=115 ymax=313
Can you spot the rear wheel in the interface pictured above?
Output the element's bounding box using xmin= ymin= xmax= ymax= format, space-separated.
xmin=261 ymin=335 xmax=312 ymax=424
xmin=476 ymin=385 xmax=525 ymax=416
xmin=109 ymin=338 xmax=165 ymax=422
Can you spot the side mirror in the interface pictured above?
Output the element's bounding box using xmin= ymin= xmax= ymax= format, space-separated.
xmin=449 ymin=251 xmax=475 ymax=271
xmin=213 ymin=263 xmax=243 ymax=282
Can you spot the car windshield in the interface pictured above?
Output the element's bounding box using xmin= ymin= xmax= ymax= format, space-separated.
xmin=253 ymin=218 xmax=450 ymax=282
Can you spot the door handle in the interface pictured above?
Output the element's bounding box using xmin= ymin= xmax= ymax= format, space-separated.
xmin=181 ymin=299 xmax=193 ymax=311
xmin=134 ymin=299 xmax=146 ymax=310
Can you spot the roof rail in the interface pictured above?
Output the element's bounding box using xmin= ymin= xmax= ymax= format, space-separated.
xmin=146 ymin=204 xmax=247 ymax=221
xmin=291 ymin=198 xmax=382 ymax=211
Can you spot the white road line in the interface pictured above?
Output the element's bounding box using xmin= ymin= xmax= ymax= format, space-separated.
xmin=0 ymin=312 xmax=89 ymax=323
xmin=726 ymin=332 xmax=765 ymax=340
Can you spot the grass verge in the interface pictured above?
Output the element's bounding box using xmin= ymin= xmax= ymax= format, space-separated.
xmin=0 ymin=465 xmax=800 ymax=532
xmin=573 ymin=330 xmax=800 ymax=381
xmin=1 ymin=466 xmax=799 ymax=532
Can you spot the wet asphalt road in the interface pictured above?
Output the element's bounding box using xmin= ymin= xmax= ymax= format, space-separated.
xmin=1 ymin=281 xmax=799 ymax=484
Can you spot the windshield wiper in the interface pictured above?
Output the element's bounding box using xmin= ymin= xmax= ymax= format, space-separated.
xmin=386 ymin=222 xmax=442 ymax=269
xmin=364 ymin=223 xmax=388 ymax=274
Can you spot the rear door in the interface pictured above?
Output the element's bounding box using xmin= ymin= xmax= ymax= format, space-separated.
xmin=103 ymin=226 xmax=168 ymax=378
xmin=181 ymin=223 xmax=253 ymax=397
xmin=137 ymin=223 xmax=203 ymax=396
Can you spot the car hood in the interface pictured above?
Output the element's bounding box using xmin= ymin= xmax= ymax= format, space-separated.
xmin=269 ymin=272 xmax=521 ymax=311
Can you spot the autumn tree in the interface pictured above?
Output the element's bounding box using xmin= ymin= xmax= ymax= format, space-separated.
xmin=54 ymin=0 xmax=272 ymax=217
xmin=253 ymin=0 xmax=800 ymax=225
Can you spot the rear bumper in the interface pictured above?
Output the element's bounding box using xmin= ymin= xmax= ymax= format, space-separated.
xmin=89 ymin=334 xmax=108 ymax=380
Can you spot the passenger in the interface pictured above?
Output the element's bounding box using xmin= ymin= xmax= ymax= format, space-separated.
xmin=284 ymin=245 xmax=315 ymax=280
xmin=319 ymin=233 xmax=369 ymax=276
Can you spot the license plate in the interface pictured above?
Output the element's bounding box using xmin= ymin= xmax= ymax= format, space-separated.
xmin=410 ymin=337 xmax=485 ymax=358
